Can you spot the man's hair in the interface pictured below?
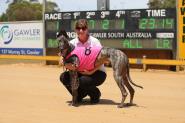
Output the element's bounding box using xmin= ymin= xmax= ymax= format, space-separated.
xmin=75 ymin=19 xmax=88 ymax=29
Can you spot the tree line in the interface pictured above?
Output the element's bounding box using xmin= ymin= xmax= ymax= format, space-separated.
xmin=147 ymin=0 xmax=176 ymax=8
xmin=0 ymin=0 xmax=175 ymax=22
xmin=0 ymin=0 xmax=59 ymax=21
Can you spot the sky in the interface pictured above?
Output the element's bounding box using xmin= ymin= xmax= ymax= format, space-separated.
xmin=0 ymin=0 xmax=148 ymax=15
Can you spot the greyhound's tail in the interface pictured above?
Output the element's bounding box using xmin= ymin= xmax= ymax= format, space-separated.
xmin=126 ymin=63 xmax=143 ymax=89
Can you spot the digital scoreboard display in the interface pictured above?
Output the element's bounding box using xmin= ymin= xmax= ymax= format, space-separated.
xmin=44 ymin=8 xmax=176 ymax=50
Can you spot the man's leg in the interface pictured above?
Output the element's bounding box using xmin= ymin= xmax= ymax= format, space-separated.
xmin=59 ymin=71 xmax=87 ymax=102
xmin=87 ymin=86 xmax=101 ymax=103
xmin=79 ymin=70 xmax=107 ymax=103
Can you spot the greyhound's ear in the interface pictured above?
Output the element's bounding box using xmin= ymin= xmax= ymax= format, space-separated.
xmin=56 ymin=29 xmax=69 ymax=39
xmin=61 ymin=29 xmax=69 ymax=39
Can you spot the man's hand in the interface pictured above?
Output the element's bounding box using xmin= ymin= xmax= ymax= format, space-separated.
xmin=80 ymin=64 xmax=103 ymax=75
xmin=58 ymin=53 xmax=76 ymax=70
xmin=65 ymin=63 xmax=77 ymax=71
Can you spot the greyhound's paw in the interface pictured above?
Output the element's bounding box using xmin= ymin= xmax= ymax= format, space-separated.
xmin=117 ymin=104 xmax=124 ymax=108
xmin=68 ymin=102 xmax=79 ymax=107
xmin=117 ymin=103 xmax=136 ymax=108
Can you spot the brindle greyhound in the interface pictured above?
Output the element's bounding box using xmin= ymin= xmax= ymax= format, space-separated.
xmin=57 ymin=30 xmax=143 ymax=108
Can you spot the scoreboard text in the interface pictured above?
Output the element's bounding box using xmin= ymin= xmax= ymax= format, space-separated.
xmin=45 ymin=8 xmax=176 ymax=50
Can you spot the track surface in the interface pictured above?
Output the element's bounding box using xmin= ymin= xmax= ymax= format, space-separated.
xmin=0 ymin=64 xmax=185 ymax=123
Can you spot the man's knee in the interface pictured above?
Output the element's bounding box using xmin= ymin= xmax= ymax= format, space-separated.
xmin=60 ymin=72 xmax=70 ymax=86
xmin=94 ymin=71 xmax=107 ymax=86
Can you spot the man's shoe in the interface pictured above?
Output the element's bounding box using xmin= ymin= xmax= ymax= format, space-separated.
xmin=90 ymin=98 xmax=100 ymax=104
xmin=77 ymin=96 xmax=83 ymax=103
xmin=77 ymin=88 xmax=88 ymax=103
xmin=90 ymin=88 xmax=101 ymax=104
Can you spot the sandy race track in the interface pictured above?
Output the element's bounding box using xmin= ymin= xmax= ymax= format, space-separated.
xmin=0 ymin=63 xmax=185 ymax=123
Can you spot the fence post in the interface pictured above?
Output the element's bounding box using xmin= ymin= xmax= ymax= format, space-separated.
xmin=176 ymin=59 xmax=185 ymax=72
xmin=143 ymin=55 xmax=147 ymax=72
xmin=176 ymin=65 xmax=180 ymax=72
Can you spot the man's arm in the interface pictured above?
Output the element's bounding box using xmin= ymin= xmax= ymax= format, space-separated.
xmin=79 ymin=64 xmax=102 ymax=75
xmin=80 ymin=55 xmax=108 ymax=75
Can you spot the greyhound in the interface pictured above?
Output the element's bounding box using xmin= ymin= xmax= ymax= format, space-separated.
xmin=57 ymin=30 xmax=143 ymax=108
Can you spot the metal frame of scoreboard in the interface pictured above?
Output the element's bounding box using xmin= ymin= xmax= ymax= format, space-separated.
xmin=44 ymin=8 xmax=176 ymax=68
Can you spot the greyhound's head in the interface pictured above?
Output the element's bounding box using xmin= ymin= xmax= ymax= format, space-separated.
xmin=56 ymin=29 xmax=70 ymax=50
xmin=56 ymin=29 xmax=73 ymax=58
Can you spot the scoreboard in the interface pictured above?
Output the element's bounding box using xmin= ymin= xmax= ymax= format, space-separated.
xmin=44 ymin=8 xmax=176 ymax=50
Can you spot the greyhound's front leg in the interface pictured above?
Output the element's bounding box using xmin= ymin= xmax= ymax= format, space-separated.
xmin=72 ymin=87 xmax=78 ymax=106
xmin=70 ymin=70 xmax=79 ymax=106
